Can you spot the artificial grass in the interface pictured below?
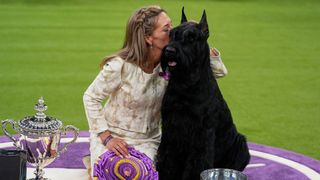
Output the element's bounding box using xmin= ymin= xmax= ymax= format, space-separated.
xmin=0 ymin=0 xmax=319 ymax=160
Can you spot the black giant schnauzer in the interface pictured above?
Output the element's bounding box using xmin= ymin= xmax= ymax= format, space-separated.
xmin=156 ymin=8 xmax=250 ymax=180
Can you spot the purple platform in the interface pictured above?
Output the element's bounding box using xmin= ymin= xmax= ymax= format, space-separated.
xmin=0 ymin=131 xmax=319 ymax=180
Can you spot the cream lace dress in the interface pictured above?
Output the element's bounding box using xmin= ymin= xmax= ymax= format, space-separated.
xmin=83 ymin=50 xmax=227 ymax=169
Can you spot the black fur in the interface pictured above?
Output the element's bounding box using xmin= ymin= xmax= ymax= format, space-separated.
xmin=156 ymin=8 xmax=250 ymax=180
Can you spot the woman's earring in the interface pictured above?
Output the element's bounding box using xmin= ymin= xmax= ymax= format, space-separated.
xmin=150 ymin=44 xmax=153 ymax=49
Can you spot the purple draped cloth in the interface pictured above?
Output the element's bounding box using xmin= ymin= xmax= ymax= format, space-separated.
xmin=93 ymin=146 xmax=158 ymax=180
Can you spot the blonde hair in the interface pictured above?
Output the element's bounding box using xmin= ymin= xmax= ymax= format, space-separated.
xmin=100 ymin=5 xmax=166 ymax=69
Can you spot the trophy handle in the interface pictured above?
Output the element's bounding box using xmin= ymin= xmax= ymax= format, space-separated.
xmin=58 ymin=125 xmax=79 ymax=155
xmin=1 ymin=119 xmax=21 ymax=149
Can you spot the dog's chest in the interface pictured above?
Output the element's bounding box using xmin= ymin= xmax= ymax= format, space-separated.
xmin=162 ymin=92 xmax=211 ymax=127
xmin=162 ymin=79 xmax=221 ymax=132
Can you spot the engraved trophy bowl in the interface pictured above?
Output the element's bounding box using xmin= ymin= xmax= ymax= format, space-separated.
xmin=200 ymin=168 xmax=247 ymax=180
xmin=1 ymin=97 xmax=79 ymax=180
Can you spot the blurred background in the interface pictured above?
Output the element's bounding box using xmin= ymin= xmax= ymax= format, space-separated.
xmin=0 ymin=0 xmax=319 ymax=160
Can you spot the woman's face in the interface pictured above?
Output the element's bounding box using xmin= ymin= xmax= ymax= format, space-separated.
xmin=148 ymin=12 xmax=172 ymax=50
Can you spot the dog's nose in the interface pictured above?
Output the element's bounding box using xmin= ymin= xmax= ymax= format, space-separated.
xmin=165 ymin=46 xmax=176 ymax=57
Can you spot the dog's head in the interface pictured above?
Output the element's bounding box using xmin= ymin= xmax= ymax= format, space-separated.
xmin=159 ymin=7 xmax=210 ymax=81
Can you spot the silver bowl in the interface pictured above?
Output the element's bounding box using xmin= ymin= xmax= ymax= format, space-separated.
xmin=200 ymin=168 xmax=248 ymax=180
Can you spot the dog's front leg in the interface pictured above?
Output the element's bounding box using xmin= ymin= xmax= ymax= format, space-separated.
xmin=157 ymin=147 xmax=183 ymax=180
xmin=156 ymin=135 xmax=183 ymax=180
xmin=182 ymin=130 xmax=216 ymax=180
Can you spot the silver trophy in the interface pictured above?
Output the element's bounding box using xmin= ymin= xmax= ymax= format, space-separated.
xmin=1 ymin=97 xmax=79 ymax=180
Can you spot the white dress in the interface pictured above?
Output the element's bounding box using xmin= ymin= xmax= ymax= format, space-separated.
xmin=83 ymin=50 xmax=227 ymax=170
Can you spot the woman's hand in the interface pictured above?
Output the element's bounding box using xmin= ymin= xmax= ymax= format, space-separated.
xmin=106 ymin=137 xmax=129 ymax=158
xmin=210 ymin=47 xmax=219 ymax=57
xmin=99 ymin=131 xmax=129 ymax=158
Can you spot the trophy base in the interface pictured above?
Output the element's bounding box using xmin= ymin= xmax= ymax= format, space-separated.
xmin=28 ymin=178 xmax=50 ymax=180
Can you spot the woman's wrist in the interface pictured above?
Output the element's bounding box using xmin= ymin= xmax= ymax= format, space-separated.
xmin=98 ymin=130 xmax=110 ymax=138
xmin=98 ymin=130 xmax=112 ymax=145
xmin=102 ymin=135 xmax=113 ymax=146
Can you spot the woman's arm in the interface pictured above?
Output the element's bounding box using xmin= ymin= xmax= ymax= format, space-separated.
xmin=83 ymin=57 xmax=130 ymax=157
xmin=83 ymin=58 xmax=123 ymax=135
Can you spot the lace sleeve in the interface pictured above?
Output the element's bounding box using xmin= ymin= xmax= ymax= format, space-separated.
xmin=83 ymin=57 xmax=124 ymax=134
xmin=210 ymin=48 xmax=228 ymax=78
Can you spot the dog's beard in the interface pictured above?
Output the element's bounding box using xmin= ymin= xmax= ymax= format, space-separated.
xmin=159 ymin=61 xmax=176 ymax=81
xmin=160 ymin=51 xmax=196 ymax=81
xmin=159 ymin=46 xmax=178 ymax=81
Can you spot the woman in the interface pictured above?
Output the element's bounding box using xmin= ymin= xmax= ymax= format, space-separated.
xmin=83 ymin=5 xmax=227 ymax=177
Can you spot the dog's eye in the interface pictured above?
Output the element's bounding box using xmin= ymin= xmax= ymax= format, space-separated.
xmin=174 ymin=31 xmax=181 ymax=40
xmin=169 ymin=30 xmax=176 ymax=40
xmin=170 ymin=30 xmax=182 ymax=41
xmin=183 ymin=30 xmax=197 ymax=43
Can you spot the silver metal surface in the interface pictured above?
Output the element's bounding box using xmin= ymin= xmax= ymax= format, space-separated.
xmin=2 ymin=97 xmax=79 ymax=180
xmin=200 ymin=168 xmax=248 ymax=180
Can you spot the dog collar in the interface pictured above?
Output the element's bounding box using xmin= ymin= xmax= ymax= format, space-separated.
xmin=159 ymin=70 xmax=170 ymax=81
xmin=159 ymin=61 xmax=177 ymax=81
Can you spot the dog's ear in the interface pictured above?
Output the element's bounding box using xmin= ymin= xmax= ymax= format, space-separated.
xmin=199 ymin=10 xmax=209 ymax=39
xmin=181 ymin=7 xmax=188 ymax=24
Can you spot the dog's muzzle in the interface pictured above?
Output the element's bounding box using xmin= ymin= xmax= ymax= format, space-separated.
xmin=159 ymin=46 xmax=178 ymax=81
xmin=165 ymin=46 xmax=176 ymax=58
xmin=165 ymin=46 xmax=177 ymax=67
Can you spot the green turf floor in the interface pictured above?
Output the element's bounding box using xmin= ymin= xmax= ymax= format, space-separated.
xmin=0 ymin=0 xmax=319 ymax=160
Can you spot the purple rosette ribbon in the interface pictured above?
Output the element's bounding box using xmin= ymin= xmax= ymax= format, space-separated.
xmin=93 ymin=146 xmax=158 ymax=180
